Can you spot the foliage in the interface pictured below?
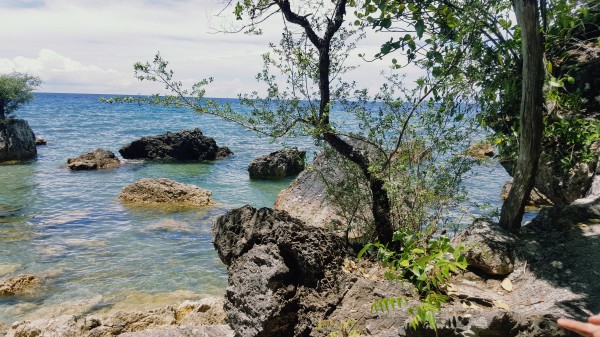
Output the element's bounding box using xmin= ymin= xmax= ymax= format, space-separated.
xmin=544 ymin=117 xmax=600 ymax=172
xmin=316 ymin=318 xmax=364 ymax=337
xmin=0 ymin=72 xmax=42 ymax=120
xmin=358 ymin=229 xmax=469 ymax=330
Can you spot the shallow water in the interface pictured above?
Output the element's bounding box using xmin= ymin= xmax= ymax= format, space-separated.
xmin=0 ymin=93 xmax=528 ymax=325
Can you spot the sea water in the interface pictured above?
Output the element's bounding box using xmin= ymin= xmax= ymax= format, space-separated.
xmin=0 ymin=93 xmax=515 ymax=325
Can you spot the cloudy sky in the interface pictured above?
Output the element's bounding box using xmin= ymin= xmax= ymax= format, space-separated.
xmin=0 ymin=0 xmax=413 ymax=98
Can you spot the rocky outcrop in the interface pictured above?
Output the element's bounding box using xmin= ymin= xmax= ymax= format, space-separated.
xmin=0 ymin=274 xmax=40 ymax=296
xmin=274 ymin=149 xmax=373 ymax=232
xmin=67 ymin=148 xmax=120 ymax=170
xmin=466 ymin=142 xmax=494 ymax=159
xmin=0 ymin=119 xmax=36 ymax=162
xmin=118 ymin=178 xmax=215 ymax=206
xmin=501 ymin=179 xmax=553 ymax=207
xmin=213 ymin=205 xmax=355 ymax=337
xmin=6 ymin=297 xmax=233 ymax=337
xmin=247 ymin=147 xmax=306 ymax=179
xmin=35 ymin=137 xmax=47 ymax=146
xmin=119 ymin=128 xmax=233 ymax=161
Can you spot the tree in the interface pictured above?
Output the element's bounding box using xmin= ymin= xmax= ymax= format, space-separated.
xmin=0 ymin=72 xmax=42 ymax=120
xmin=498 ymin=0 xmax=544 ymax=232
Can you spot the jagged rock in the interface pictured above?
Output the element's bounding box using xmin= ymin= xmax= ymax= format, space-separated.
xmin=213 ymin=205 xmax=355 ymax=337
xmin=118 ymin=178 xmax=214 ymax=206
xmin=0 ymin=119 xmax=36 ymax=163
xmin=452 ymin=219 xmax=517 ymax=276
xmin=0 ymin=274 xmax=40 ymax=296
xmin=536 ymin=154 xmax=595 ymax=206
xmin=247 ymin=147 xmax=306 ymax=179
xmin=6 ymin=297 xmax=229 ymax=337
xmin=67 ymin=148 xmax=120 ymax=170
xmin=466 ymin=142 xmax=494 ymax=159
xmin=119 ymin=128 xmax=233 ymax=161
xmin=501 ymin=179 xmax=553 ymax=207
xmin=35 ymin=137 xmax=47 ymax=146
xmin=274 ymin=149 xmax=373 ymax=232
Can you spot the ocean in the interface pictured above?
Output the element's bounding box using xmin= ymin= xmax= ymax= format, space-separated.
xmin=0 ymin=92 xmax=516 ymax=325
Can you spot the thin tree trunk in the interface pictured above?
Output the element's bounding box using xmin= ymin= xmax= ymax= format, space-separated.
xmin=499 ymin=0 xmax=544 ymax=232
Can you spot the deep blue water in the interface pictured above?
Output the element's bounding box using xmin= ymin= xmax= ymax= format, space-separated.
xmin=0 ymin=93 xmax=520 ymax=325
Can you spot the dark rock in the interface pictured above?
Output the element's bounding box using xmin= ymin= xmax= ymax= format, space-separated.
xmin=213 ymin=206 xmax=354 ymax=337
xmin=35 ymin=137 xmax=47 ymax=146
xmin=501 ymin=179 xmax=553 ymax=207
xmin=248 ymin=147 xmax=306 ymax=179
xmin=452 ymin=219 xmax=517 ymax=276
xmin=0 ymin=119 xmax=36 ymax=163
xmin=119 ymin=128 xmax=232 ymax=161
xmin=67 ymin=148 xmax=120 ymax=170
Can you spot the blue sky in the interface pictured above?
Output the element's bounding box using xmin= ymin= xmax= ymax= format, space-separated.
xmin=0 ymin=0 xmax=416 ymax=97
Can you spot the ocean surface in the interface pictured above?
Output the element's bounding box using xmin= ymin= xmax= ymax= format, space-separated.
xmin=0 ymin=93 xmax=521 ymax=325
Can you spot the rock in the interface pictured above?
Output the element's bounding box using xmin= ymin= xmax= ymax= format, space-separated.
xmin=274 ymin=149 xmax=373 ymax=232
xmin=0 ymin=274 xmax=40 ymax=296
xmin=67 ymin=148 xmax=120 ymax=170
xmin=466 ymin=142 xmax=494 ymax=158
xmin=501 ymin=179 xmax=553 ymax=207
xmin=247 ymin=147 xmax=306 ymax=179
xmin=119 ymin=128 xmax=233 ymax=161
xmin=213 ymin=205 xmax=355 ymax=337
xmin=452 ymin=219 xmax=517 ymax=276
xmin=6 ymin=297 xmax=230 ymax=337
xmin=0 ymin=119 xmax=36 ymax=163
xmin=118 ymin=178 xmax=215 ymax=206
xmin=35 ymin=137 xmax=47 ymax=146
xmin=536 ymin=154 xmax=595 ymax=206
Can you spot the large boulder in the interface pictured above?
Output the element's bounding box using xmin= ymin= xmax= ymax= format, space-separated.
xmin=0 ymin=119 xmax=36 ymax=163
xmin=67 ymin=148 xmax=120 ymax=170
xmin=247 ymin=147 xmax=305 ymax=179
xmin=501 ymin=179 xmax=553 ymax=207
xmin=213 ymin=206 xmax=355 ymax=337
xmin=119 ymin=128 xmax=233 ymax=161
xmin=118 ymin=178 xmax=215 ymax=206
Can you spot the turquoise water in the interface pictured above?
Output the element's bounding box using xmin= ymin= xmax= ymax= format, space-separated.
xmin=0 ymin=93 xmax=519 ymax=325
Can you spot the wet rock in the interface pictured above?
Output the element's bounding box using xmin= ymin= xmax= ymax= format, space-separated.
xmin=118 ymin=178 xmax=215 ymax=206
xmin=501 ymin=179 xmax=553 ymax=207
xmin=119 ymin=128 xmax=232 ymax=161
xmin=0 ymin=274 xmax=40 ymax=296
xmin=213 ymin=205 xmax=354 ymax=337
xmin=67 ymin=148 xmax=120 ymax=170
xmin=0 ymin=119 xmax=36 ymax=163
xmin=466 ymin=142 xmax=494 ymax=159
xmin=35 ymin=137 xmax=47 ymax=146
xmin=452 ymin=219 xmax=517 ymax=276
xmin=247 ymin=147 xmax=305 ymax=179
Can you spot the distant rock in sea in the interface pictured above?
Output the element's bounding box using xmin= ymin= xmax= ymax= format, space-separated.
xmin=118 ymin=178 xmax=215 ymax=207
xmin=247 ymin=147 xmax=305 ymax=179
xmin=35 ymin=137 xmax=47 ymax=146
xmin=67 ymin=148 xmax=120 ymax=170
xmin=119 ymin=128 xmax=233 ymax=161
xmin=0 ymin=119 xmax=37 ymax=163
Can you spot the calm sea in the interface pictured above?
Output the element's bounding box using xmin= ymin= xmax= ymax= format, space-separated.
xmin=0 ymin=93 xmax=516 ymax=325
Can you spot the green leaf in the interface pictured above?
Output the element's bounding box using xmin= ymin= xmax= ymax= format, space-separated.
xmin=415 ymin=19 xmax=425 ymax=38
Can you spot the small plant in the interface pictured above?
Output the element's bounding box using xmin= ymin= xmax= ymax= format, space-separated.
xmin=316 ymin=318 xmax=364 ymax=337
xmin=358 ymin=229 xmax=469 ymax=331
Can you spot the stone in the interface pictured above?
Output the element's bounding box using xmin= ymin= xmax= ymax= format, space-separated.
xmin=119 ymin=128 xmax=233 ymax=161
xmin=466 ymin=142 xmax=494 ymax=159
xmin=452 ymin=219 xmax=517 ymax=276
xmin=67 ymin=148 xmax=120 ymax=170
xmin=118 ymin=325 xmax=235 ymax=337
xmin=213 ymin=205 xmax=354 ymax=337
xmin=118 ymin=178 xmax=215 ymax=206
xmin=501 ymin=179 xmax=553 ymax=207
xmin=247 ymin=147 xmax=306 ymax=179
xmin=0 ymin=274 xmax=40 ymax=296
xmin=35 ymin=137 xmax=47 ymax=146
xmin=0 ymin=119 xmax=36 ymax=163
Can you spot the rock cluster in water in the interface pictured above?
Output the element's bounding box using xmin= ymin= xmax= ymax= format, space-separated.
xmin=119 ymin=128 xmax=233 ymax=161
xmin=67 ymin=148 xmax=120 ymax=170
xmin=0 ymin=119 xmax=37 ymax=163
xmin=118 ymin=178 xmax=215 ymax=206
xmin=247 ymin=147 xmax=305 ymax=179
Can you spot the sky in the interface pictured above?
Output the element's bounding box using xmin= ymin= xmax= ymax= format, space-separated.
xmin=0 ymin=0 xmax=418 ymax=98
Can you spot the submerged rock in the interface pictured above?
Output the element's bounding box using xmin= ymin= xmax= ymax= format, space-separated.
xmin=213 ymin=205 xmax=354 ymax=337
xmin=67 ymin=148 xmax=120 ymax=170
xmin=247 ymin=147 xmax=306 ymax=179
xmin=119 ymin=128 xmax=233 ymax=161
xmin=118 ymin=178 xmax=215 ymax=206
xmin=0 ymin=119 xmax=36 ymax=163
xmin=0 ymin=274 xmax=40 ymax=296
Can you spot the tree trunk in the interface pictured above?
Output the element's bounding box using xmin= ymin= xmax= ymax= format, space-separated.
xmin=499 ymin=0 xmax=544 ymax=232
